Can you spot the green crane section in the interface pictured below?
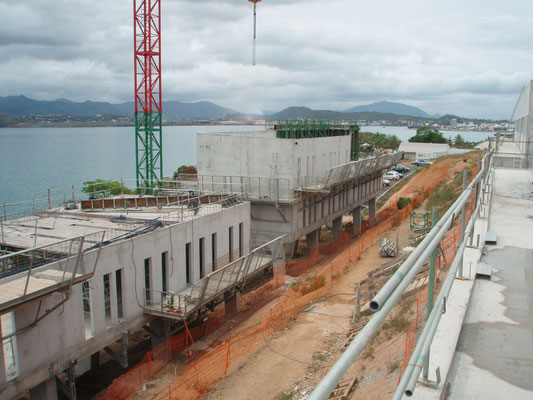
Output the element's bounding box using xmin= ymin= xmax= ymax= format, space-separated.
xmin=135 ymin=112 xmax=162 ymax=193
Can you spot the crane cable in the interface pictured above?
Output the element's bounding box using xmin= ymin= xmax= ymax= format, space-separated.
xmin=248 ymin=0 xmax=262 ymax=65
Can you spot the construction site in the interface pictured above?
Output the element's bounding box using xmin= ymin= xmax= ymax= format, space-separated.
xmin=1 ymin=0 xmax=533 ymax=398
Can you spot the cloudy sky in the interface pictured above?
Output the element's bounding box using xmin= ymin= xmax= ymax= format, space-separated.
xmin=0 ymin=0 xmax=532 ymax=119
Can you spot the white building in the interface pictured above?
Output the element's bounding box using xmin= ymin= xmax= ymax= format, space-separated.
xmin=0 ymin=191 xmax=287 ymax=400
xmin=398 ymin=142 xmax=450 ymax=160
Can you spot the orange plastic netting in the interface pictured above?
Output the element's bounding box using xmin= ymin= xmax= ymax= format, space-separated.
xmin=96 ymin=160 xmax=478 ymax=400
xmin=399 ymin=176 xmax=478 ymax=381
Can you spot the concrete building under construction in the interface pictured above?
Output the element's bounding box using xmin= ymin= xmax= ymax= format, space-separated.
xmin=0 ymin=121 xmax=401 ymax=400
xmin=196 ymin=121 xmax=401 ymax=253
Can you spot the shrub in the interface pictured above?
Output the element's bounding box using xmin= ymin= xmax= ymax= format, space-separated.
xmin=82 ymin=179 xmax=134 ymax=198
xmin=397 ymin=197 xmax=412 ymax=210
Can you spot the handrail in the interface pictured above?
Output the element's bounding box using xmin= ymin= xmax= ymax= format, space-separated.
xmin=307 ymin=150 xmax=492 ymax=400
xmin=143 ymin=235 xmax=286 ymax=319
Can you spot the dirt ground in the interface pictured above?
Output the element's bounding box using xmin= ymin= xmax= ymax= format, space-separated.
xmin=131 ymin=152 xmax=480 ymax=400
xmin=203 ymin=215 xmax=415 ymax=400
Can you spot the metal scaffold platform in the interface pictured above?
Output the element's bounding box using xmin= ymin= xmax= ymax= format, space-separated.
xmin=143 ymin=235 xmax=285 ymax=320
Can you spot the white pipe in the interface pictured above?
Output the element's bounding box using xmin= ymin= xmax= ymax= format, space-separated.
xmin=370 ymin=152 xmax=489 ymax=311
xmin=308 ymin=153 xmax=492 ymax=400
xmin=396 ymin=156 xmax=493 ymax=397
xmin=396 ymin=200 xmax=480 ymax=398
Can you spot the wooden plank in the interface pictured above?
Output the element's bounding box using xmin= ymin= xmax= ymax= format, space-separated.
xmin=327 ymin=377 xmax=359 ymax=399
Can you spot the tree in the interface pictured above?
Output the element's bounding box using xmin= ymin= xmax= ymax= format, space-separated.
xmin=173 ymin=165 xmax=197 ymax=180
xmin=82 ymin=179 xmax=133 ymax=198
xmin=454 ymin=134 xmax=466 ymax=146
xmin=359 ymin=131 xmax=401 ymax=152
xmin=408 ymin=126 xmax=447 ymax=143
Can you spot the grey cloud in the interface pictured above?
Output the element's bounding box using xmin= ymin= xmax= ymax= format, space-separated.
xmin=0 ymin=0 xmax=532 ymax=119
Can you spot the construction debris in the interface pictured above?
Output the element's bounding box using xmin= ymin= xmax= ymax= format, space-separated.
xmin=327 ymin=377 xmax=359 ymax=400
xmin=379 ymin=236 xmax=398 ymax=257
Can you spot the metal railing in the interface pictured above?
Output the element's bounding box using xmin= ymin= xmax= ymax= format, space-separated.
xmin=303 ymin=152 xmax=402 ymax=190
xmin=1 ymin=185 xmax=80 ymax=222
xmin=0 ymin=232 xmax=105 ymax=311
xmin=156 ymin=175 xmax=293 ymax=202
xmin=143 ymin=235 xmax=286 ymax=319
xmin=307 ymin=149 xmax=493 ymax=400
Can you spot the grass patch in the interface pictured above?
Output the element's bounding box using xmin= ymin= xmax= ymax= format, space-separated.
xmin=425 ymin=182 xmax=458 ymax=211
xmin=275 ymin=390 xmax=295 ymax=400
xmin=362 ymin=342 xmax=375 ymax=360
xmin=312 ymin=351 xmax=327 ymax=363
xmin=291 ymin=275 xmax=327 ymax=295
xmin=382 ymin=314 xmax=411 ymax=335
xmin=307 ymin=351 xmax=328 ymax=373
xmin=387 ymin=360 xmax=401 ymax=374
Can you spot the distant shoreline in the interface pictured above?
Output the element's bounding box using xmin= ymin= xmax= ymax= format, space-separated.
xmin=0 ymin=121 xmax=265 ymax=129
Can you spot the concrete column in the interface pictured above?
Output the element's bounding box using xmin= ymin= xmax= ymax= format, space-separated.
xmin=368 ymin=197 xmax=377 ymax=227
xmin=90 ymin=351 xmax=100 ymax=370
xmin=332 ymin=216 xmax=342 ymax=240
xmin=273 ymin=246 xmax=286 ymax=277
xmin=352 ymin=206 xmax=362 ymax=236
xmin=29 ymin=377 xmax=57 ymax=400
xmin=286 ymin=240 xmax=298 ymax=258
xmin=224 ymin=291 xmax=241 ymax=315
xmin=306 ymin=229 xmax=320 ymax=255
xmin=149 ymin=318 xmax=170 ymax=348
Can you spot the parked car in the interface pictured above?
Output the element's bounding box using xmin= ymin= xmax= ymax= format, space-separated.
xmin=383 ymin=170 xmax=401 ymax=180
xmin=411 ymin=159 xmax=432 ymax=166
xmin=392 ymin=165 xmax=410 ymax=174
xmin=383 ymin=178 xmax=391 ymax=187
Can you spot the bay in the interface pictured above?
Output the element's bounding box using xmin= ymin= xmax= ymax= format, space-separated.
xmin=361 ymin=125 xmax=494 ymax=143
xmin=0 ymin=125 xmax=262 ymax=212
xmin=0 ymin=124 xmax=494 ymax=216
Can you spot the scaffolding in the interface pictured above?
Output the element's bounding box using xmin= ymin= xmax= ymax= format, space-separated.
xmin=269 ymin=120 xmax=360 ymax=160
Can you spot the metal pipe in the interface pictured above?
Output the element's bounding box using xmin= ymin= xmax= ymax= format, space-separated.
xmin=308 ymin=209 xmax=461 ymax=399
xmin=308 ymin=155 xmax=492 ymax=400
xmin=252 ymin=3 xmax=257 ymax=65
xmin=370 ymin=186 xmax=469 ymax=311
xmin=405 ymin=300 xmax=445 ymax=396
xmin=370 ymin=153 xmax=490 ymax=311
xmin=396 ymin=199 xmax=481 ymax=398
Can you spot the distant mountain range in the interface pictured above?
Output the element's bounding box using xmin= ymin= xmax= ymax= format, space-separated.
xmin=0 ymin=95 xmax=443 ymax=122
xmin=0 ymin=95 xmax=237 ymax=120
xmin=268 ymin=101 xmax=440 ymax=121
xmin=343 ymin=101 xmax=440 ymax=118
xmin=268 ymin=106 xmax=423 ymax=122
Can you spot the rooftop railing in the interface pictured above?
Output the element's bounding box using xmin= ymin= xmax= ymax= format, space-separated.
xmin=143 ymin=235 xmax=286 ymax=320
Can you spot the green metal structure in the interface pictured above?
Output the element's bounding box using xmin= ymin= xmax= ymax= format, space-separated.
xmin=410 ymin=210 xmax=431 ymax=230
xmin=135 ymin=112 xmax=162 ymax=192
xmin=273 ymin=120 xmax=360 ymax=160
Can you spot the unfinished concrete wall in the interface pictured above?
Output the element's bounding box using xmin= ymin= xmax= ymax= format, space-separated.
xmin=250 ymin=173 xmax=383 ymax=245
xmin=1 ymin=202 xmax=251 ymax=400
xmin=197 ymin=131 xmax=351 ymax=188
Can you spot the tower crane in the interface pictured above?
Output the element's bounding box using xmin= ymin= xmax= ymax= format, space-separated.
xmin=134 ymin=0 xmax=162 ymax=192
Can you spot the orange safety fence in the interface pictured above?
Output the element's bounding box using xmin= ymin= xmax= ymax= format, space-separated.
xmin=398 ymin=179 xmax=479 ymax=381
xmin=146 ymin=168 xmax=458 ymax=400
xmin=96 ymin=160 xmax=478 ymax=400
